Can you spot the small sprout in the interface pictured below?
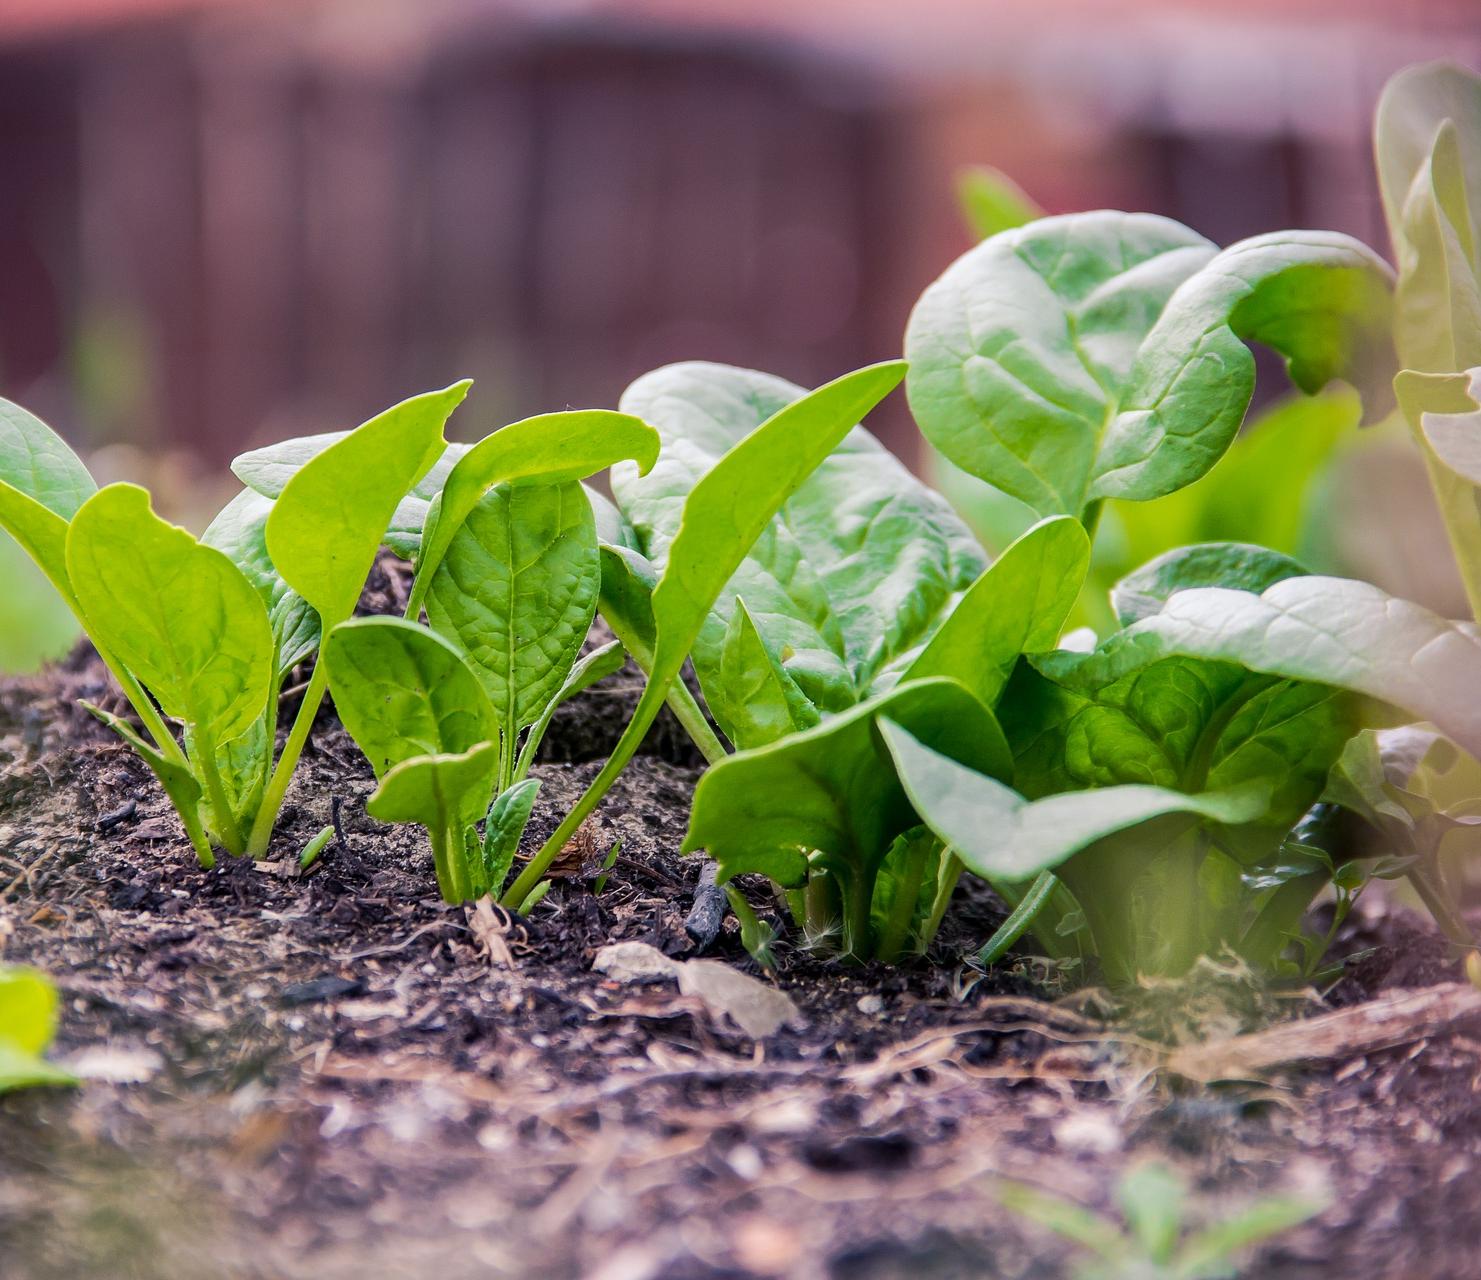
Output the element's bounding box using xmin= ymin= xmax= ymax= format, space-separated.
xmin=298 ymin=824 xmax=334 ymax=872
xmin=592 ymin=839 xmax=622 ymax=895
xmin=998 ymin=1162 xmax=1327 ymax=1280
xmin=723 ymin=884 xmax=779 ymax=972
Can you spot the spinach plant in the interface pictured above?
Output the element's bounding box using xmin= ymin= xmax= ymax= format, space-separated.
xmin=322 ymin=407 xmax=659 ymax=903
xmin=681 ymin=514 xmax=1090 ymax=961
xmin=318 ymin=365 xmax=909 ymax=907
xmin=0 ymin=965 xmax=77 ymax=1093
xmin=0 ymin=385 xmax=468 ymax=865
xmin=904 ymin=210 xmax=1395 ymax=528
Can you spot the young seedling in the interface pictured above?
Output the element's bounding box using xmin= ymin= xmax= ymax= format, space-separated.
xmin=0 ymin=965 xmax=78 ymax=1094
xmin=998 ymin=1162 xmax=1326 ymax=1280
xmin=681 ymin=515 xmax=1089 ymax=961
xmin=0 ymin=384 xmax=469 ymax=866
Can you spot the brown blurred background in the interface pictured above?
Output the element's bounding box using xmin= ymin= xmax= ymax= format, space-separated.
xmin=2 ymin=0 xmax=1477 ymax=470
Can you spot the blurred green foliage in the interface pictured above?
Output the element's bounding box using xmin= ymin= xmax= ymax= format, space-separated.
xmin=0 ymin=532 xmax=80 ymax=674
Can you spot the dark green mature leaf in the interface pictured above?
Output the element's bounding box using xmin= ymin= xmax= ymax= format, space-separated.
xmin=1067 ymin=575 xmax=1481 ymax=764
xmin=616 ymin=360 xmax=982 ymax=711
xmin=425 ymin=481 xmax=599 ymax=739
xmin=0 ymin=398 xmax=96 ymax=604
xmin=366 ymin=742 xmax=502 ymax=836
xmin=1007 ymin=631 xmax=1358 ymax=853
xmin=203 ymin=490 xmax=319 ymax=677
xmin=900 ymin=515 xmax=1088 ymax=707
xmin=67 ymin=484 xmax=273 ymax=747
xmin=906 ymin=213 xmax=1394 ymax=518
xmin=408 ymin=410 xmax=659 ymax=617
xmin=1112 ymin=542 xmax=1309 ymax=627
xmin=683 ymin=677 xmax=1010 ymax=889
xmin=325 ymin=617 xmax=494 ymax=779
xmin=268 ymin=382 xmax=470 ymax=624
xmin=882 ymin=718 xmax=1269 ymax=883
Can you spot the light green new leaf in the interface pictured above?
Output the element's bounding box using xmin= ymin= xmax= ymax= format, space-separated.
xmin=326 ymin=617 xmax=494 ymax=779
xmin=881 ymin=719 xmax=1268 ymax=883
xmin=366 ymin=742 xmax=502 ymax=836
xmin=597 ymin=544 xmax=659 ymax=660
xmin=235 ymin=432 xmax=473 ymax=559
xmin=647 ymin=361 xmax=908 ymax=699
xmin=906 ymin=213 xmax=1394 ymax=518
xmin=901 ymin=515 xmax=1089 ymax=707
xmin=267 ymin=382 xmax=469 ymax=624
xmin=0 ymin=398 xmax=96 ymax=605
xmin=617 ymin=360 xmax=978 ymax=709
xmin=957 ymin=165 xmax=1044 ymax=240
xmin=683 ymin=677 xmax=1010 ymax=889
xmin=408 ymin=409 xmax=659 ymax=617
xmin=203 ymin=490 xmax=319 ymax=677
xmin=425 ymin=481 xmax=599 ymax=739
xmin=710 ymin=597 xmax=821 ymax=750
xmin=1112 ymin=542 xmax=1309 ymax=627
xmin=482 ymin=777 xmax=542 ymax=893
xmin=67 ymin=484 xmax=273 ymax=748
xmin=1376 ymin=61 xmax=1481 ymax=251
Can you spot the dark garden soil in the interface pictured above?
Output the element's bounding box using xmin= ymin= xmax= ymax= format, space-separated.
xmin=3 ymin=572 xmax=1481 ymax=1279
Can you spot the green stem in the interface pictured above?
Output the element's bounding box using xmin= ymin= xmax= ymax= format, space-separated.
xmin=876 ymin=835 xmax=931 ymax=964
xmin=429 ymin=825 xmax=463 ymax=904
xmin=246 ymin=659 xmax=330 ymax=858
xmin=919 ymin=851 xmax=963 ymax=953
xmin=803 ymin=861 xmax=841 ymax=941
xmin=501 ymin=681 xmax=666 ymax=911
xmin=1407 ymin=859 xmax=1473 ymax=948
xmin=979 ymin=870 xmax=1058 ymax=966
xmin=844 ymin=863 xmax=874 ymax=961
xmin=666 ymin=679 xmax=729 ymax=766
xmin=178 ymin=799 xmax=215 ymax=871
xmin=192 ymin=726 xmax=245 ymax=856
xmin=96 ymin=642 xmax=189 ymax=769
xmin=600 ymin=609 xmax=728 ymax=766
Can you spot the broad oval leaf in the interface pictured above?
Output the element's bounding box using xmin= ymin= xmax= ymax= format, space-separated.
xmin=424 ymin=480 xmax=600 ymax=737
xmin=882 ymin=718 xmax=1268 ymax=883
xmin=906 ymin=213 xmax=1394 ymax=518
xmin=616 ymin=360 xmax=974 ymax=710
xmin=0 ymin=398 xmax=96 ymax=603
xmin=203 ymin=490 xmax=320 ymax=677
xmin=710 ymin=597 xmax=822 ymax=750
xmin=1058 ymin=574 xmax=1481 ymax=766
xmin=267 ymin=381 xmax=470 ymax=624
xmin=66 ymin=484 xmax=273 ymax=746
xmin=408 ymin=409 xmax=659 ymax=617
xmin=366 ymin=741 xmax=501 ymax=834
xmin=648 ymin=360 xmax=908 ymax=701
xmin=326 ymin=616 xmax=494 ymax=779
xmin=683 ymin=677 xmax=1010 ymax=889
xmin=1112 ymin=542 xmax=1309 ymax=628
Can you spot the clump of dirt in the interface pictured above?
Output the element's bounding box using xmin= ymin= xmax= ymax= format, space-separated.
xmin=2 ymin=614 xmax=1480 ymax=1279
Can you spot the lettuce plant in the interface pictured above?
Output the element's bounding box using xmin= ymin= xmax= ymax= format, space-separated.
xmin=0 ymin=385 xmax=469 ymax=865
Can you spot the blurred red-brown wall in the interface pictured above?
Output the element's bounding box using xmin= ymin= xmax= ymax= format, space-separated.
xmin=0 ymin=0 xmax=1476 ymax=465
